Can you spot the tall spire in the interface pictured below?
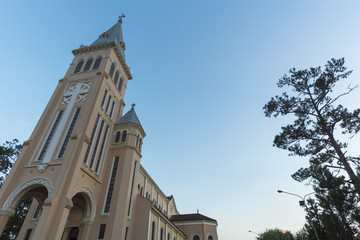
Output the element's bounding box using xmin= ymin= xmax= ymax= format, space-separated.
xmin=90 ymin=16 xmax=126 ymax=58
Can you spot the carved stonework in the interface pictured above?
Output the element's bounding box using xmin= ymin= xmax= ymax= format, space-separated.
xmin=61 ymin=95 xmax=72 ymax=104
xmin=2 ymin=177 xmax=54 ymax=209
xmin=61 ymin=82 xmax=92 ymax=105
xmin=72 ymin=186 xmax=96 ymax=222
xmin=37 ymin=164 xmax=47 ymax=173
xmin=76 ymin=93 xmax=88 ymax=102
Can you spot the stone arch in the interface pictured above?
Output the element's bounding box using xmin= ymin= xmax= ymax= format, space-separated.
xmin=1 ymin=177 xmax=54 ymax=213
xmin=72 ymin=186 xmax=96 ymax=223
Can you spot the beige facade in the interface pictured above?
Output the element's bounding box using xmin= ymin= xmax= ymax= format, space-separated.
xmin=0 ymin=19 xmax=218 ymax=240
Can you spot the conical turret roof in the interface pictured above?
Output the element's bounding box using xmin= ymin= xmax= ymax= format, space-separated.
xmin=117 ymin=104 xmax=142 ymax=126
xmin=90 ymin=17 xmax=126 ymax=58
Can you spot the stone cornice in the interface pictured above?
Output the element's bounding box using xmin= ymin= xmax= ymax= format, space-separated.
xmin=139 ymin=166 xmax=170 ymax=204
xmin=109 ymin=144 xmax=142 ymax=158
xmin=114 ymin=122 xmax=146 ymax=137
xmin=72 ymin=42 xmax=132 ymax=80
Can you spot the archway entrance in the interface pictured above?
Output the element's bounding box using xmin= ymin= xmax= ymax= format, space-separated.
xmin=62 ymin=192 xmax=92 ymax=240
xmin=0 ymin=185 xmax=48 ymax=240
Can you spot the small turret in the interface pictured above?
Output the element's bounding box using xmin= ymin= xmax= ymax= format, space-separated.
xmin=113 ymin=104 xmax=145 ymax=152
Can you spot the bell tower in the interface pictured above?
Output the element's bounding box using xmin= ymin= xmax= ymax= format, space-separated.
xmin=0 ymin=17 xmax=140 ymax=240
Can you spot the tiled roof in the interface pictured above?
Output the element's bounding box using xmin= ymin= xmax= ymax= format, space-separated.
xmin=170 ymin=214 xmax=217 ymax=223
xmin=90 ymin=20 xmax=125 ymax=58
xmin=116 ymin=104 xmax=142 ymax=126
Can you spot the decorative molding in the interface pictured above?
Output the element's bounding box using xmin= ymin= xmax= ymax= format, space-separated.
xmin=72 ymin=186 xmax=96 ymax=222
xmin=115 ymin=122 xmax=146 ymax=137
xmin=0 ymin=208 xmax=15 ymax=216
xmin=61 ymin=82 xmax=92 ymax=104
xmin=37 ymin=164 xmax=47 ymax=173
xmin=2 ymin=177 xmax=54 ymax=209
xmin=109 ymin=145 xmax=142 ymax=158
xmin=172 ymin=221 xmax=218 ymax=226
xmin=72 ymin=42 xmax=132 ymax=80
xmin=84 ymin=135 xmax=91 ymax=144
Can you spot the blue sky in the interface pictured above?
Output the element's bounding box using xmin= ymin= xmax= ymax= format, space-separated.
xmin=1 ymin=1 xmax=360 ymax=239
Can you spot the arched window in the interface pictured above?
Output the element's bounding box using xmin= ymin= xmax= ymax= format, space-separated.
xmin=168 ymin=233 xmax=170 ymax=240
xmin=174 ymin=237 xmax=176 ymax=240
xmin=136 ymin=135 xmax=139 ymax=147
xmin=193 ymin=236 xmax=200 ymax=240
xmin=139 ymin=138 xmax=143 ymax=150
xmin=114 ymin=70 xmax=120 ymax=85
xmin=83 ymin=58 xmax=93 ymax=72
xmin=151 ymin=221 xmax=156 ymax=240
xmin=115 ymin=131 xmax=121 ymax=143
xmin=109 ymin=63 xmax=115 ymax=78
xmin=73 ymin=60 xmax=84 ymax=73
xmin=208 ymin=236 xmax=213 ymax=240
xmin=121 ymin=131 xmax=127 ymax=142
xmin=160 ymin=228 xmax=164 ymax=240
xmin=93 ymin=57 xmax=102 ymax=70
xmin=118 ymin=78 xmax=123 ymax=92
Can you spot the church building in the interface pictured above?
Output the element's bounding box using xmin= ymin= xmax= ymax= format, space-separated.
xmin=0 ymin=17 xmax=218 ymax=240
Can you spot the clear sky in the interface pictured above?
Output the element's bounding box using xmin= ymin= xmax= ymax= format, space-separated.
xmin=1 ymin=1 xmax=360 ymax=239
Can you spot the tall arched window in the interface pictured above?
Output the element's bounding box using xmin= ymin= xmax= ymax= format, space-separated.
xmin=121 ymin=131 xmax=127 ymax=142
xmin=118 ymin=78 xmax=123 ymax=92
xmin=83 ymin=58 xmax=93 ymax=72
xmin=93 ymin=57 xmax=102 ymax=70
xmin=208 ymin=236 xmax=213 ymax=240
xmin=160 ymin=228 xmax=164 ymax=240
xmin=193 ymin=236 xmax=200 ymax=240
xmin=114 ymin=71 xmax=120 ymax=85
xmin=168 ymin=233 xmax=170 ymax=240
xmin=109 ymin=63 xmax=115 ymax=78
xmin=139 ymin=138 xmax=143 ymax=150
xmin=136 ymin=135 xmax=139 ymax=147
xmin=151 ymin=221 xmax=156 ymax=240
xmin=115 ymin=131 xmax=121 ymax=143
xmin=73 ymin=60 xmax=84 ymax=73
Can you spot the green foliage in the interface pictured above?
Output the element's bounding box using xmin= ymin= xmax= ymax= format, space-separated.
xmin=0 ymin=198 xmax=32 ymax=240
xmin=294 ymin=228 xmax=309 ymax=240
xmin=258 ymin=228 xmax=295 ymax=240
xmin=0 ymin=139 xmax=22 ymax=186
xmin=0 ymin=139 xmax=30 ymax=240
xmin=303 ymin=171 xmax=360 ymax=239
xmin=264 ymin=58 xmax=360 ymax=191
xmin=264 ymin=58 xmax=360 ymax=238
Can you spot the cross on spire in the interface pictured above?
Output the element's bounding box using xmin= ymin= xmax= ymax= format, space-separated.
xmin=131 ymin=103 xmax=136 ymax=109
xmin=118 ymin=13 xmax=126 ymax=23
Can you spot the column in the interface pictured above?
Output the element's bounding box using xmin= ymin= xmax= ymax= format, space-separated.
xmin=78 ymin=222 xmax=93 ymax=240
xmin=31 ymin=202 xmax=71 ymax=240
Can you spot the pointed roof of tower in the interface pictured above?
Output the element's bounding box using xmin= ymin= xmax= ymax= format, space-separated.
xmin=72 ymin=15 xmax=132 ymax=80
xmin=116 ymin=104 xmax=145 ymax=136
xmin=117 ymin=104 xmax=142 ymax=125
xmin=90 ymin=15 xmax=126 ymax=58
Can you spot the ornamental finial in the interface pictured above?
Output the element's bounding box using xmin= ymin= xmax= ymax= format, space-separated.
xmin=118 ymin=13 xmax=126 ymax=23
xmin=131 ymin=103 xmax=136 ymax=109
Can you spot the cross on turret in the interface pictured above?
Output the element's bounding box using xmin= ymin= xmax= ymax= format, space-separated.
xmin=118 ymin=13 xmax=126 ymax=23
